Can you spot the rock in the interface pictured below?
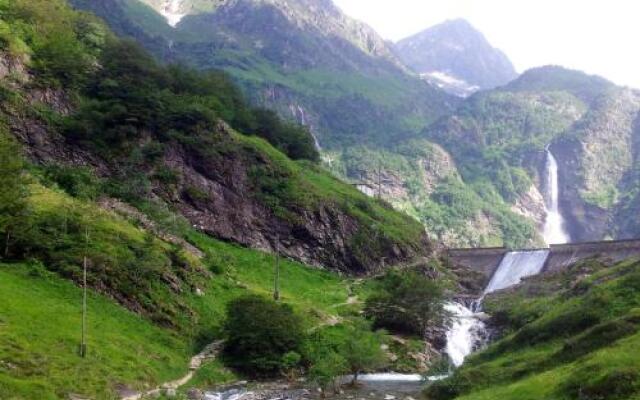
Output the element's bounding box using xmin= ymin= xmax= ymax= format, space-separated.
xmin=166 ymin=388 xmax=177 ymax=397
xmin=188 ymin=389 xmax=204 ymax=400
xmin=384 ymin=395 xmax=396 ymax=400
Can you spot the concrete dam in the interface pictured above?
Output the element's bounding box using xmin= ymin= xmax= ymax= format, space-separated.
xmin=448 ymin=239 xmax=640 ymax=285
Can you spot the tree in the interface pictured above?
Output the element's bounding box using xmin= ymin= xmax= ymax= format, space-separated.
xmin=0 ymin=131 xmax=29 ymax=258
xmin=308 ymin=351 xmax=348 ymax=398
xmin=364 ymin=269 xmax=444 ymax=336
xmin=342 ymin=328 xmax=386 ymax=385
xmin=222 ymin=295 xmax=305 ymax=377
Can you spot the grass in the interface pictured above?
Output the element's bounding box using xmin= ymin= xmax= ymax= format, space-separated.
xmin=0 ymin=263 xmax=191 ymax=399
xmin=0 ymin=179 xmax=366 ymax=398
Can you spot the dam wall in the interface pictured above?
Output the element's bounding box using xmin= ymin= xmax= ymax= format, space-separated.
xmin=544 ymin=239 xmax=640 ymax=273
xmin=448 ymin=239 xmax=640 ymax=282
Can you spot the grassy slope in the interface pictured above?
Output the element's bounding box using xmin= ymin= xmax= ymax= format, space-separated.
xmin=426 ymin=259 xmax=640 ymax=400
xmin=0 ymin=182 xmax=357 ymax=398
xmin=0 ymin=264 xmax=191 ymax=400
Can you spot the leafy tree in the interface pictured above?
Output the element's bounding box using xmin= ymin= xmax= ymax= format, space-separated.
xmin=308 ymin=350 xmax=348 ymax=398
xmin=342 ymin=327 xmax=386 ymax=384
xmin=0 ymin=131 xmax=29 ymax=257
xmin=365 ymin=269 xmax=443 ymax=336
xmin=222 ymin=295 xmax=305 ymax=377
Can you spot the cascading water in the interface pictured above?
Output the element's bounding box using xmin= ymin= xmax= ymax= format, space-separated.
xmin=483 ymin=250 xmax=550 ymax=294
xmin=160 ymin=0 xmax=185 ymax=27
xmin=444 ymin=249 xmax=551 ymax=366
xmin=444 ymin=302 xmax=485 ymax=367
xmin=543 ymin=149 xmax=570 ymax=245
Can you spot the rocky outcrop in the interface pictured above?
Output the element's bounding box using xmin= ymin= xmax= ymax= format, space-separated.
xmin=161 ymin=127 xmax=428 ymax=273
xmin=511 ymin=184 xmax=546 ymax=229
xmin=553 ymin=88 xmax=640 ymax=241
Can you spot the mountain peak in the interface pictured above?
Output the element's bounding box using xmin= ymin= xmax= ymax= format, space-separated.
xmin=394 ymin=19 xmax=518 ymax=95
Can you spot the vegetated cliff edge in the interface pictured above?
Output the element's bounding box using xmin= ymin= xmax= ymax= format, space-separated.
xmin=0 ymin=3 xmax=430 ymax=275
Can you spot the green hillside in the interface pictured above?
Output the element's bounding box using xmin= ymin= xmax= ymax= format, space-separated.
xmin=426 ymin=258 xmax=640 ymax=400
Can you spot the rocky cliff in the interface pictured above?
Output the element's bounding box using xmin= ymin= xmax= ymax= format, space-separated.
xmin=553 ymin=87 xmax=640 ymax=241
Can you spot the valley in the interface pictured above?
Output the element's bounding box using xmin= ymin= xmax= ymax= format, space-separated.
xmin=0 ymin=0 xmax=639 ymax=399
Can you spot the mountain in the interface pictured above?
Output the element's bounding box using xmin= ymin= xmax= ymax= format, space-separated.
xmin=71 ymin=0 xmax=540 ymax=249
xmin=70 ymin=1 xmax=640 ymax=248
xmin=2 ymin=0 xmax=432 ymax=275
xmin=71 ymin=0 xmax=458 ymax=149
xmin=423 ymin=65 xmax=640 ymax=244
xmin=395 ymin=19 xmax=518 ymax=96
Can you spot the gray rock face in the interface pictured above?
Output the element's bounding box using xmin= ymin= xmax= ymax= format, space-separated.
xmin=394 ymin=19 xmax=518 ymax=94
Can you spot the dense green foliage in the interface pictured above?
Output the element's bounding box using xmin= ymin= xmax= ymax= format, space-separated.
xmin=0 ymin=131 xmax=29 ymax=257
xmin=426 ymin=91 xmax=583 ymax=202
xmin=1 ymin=0 xmax=317 ymax=162
xmin=365 ymin=268 xmax=444 ymax=336
xmin=63 ymin=38 xmax=318 ymax=162
xmin=425 ymin=259 xmax=640 ymax=400
xmin=222 ymin=295 xmax=305 ymax=377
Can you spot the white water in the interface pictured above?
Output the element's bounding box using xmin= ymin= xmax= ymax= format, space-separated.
xmin=445 ymin=249 xmax=551 ymax=366
xmin=444 ymin=302 xmax=485 ymax=367
xmin=543 ymin=150 xmax=570 ymax=245
xmin=356 ymin=373 xmax=448 ymax=383
xmin=483 ymin=250 xmax=550 ymax=294
xmin=357 ymin=373 xmax=423 ymax=382
xmin=160 ymin=0 xmax=185 ymax=27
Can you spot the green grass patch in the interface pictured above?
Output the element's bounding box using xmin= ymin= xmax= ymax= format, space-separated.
xmin=0 ymin=263 xmax=191 ymax=399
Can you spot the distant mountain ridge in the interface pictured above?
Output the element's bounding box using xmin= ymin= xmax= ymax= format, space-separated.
xmin=395 ymin=19 xmax=518 ymax=96
xmin=72 ymin=0 xmax=458 ymax=150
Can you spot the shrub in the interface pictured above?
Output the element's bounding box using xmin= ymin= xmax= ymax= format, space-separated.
xmin=43 ymin=164 xmax=102 ymax=200
xmin=222 ymin=295 xmax=305 ymax=377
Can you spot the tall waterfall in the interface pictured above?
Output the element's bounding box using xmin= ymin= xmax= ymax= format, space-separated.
xmin=445 ymin=249 xmax=550 ymax=366
xmin=160 ymin=0 xmax=185 ymax=27
xmin=543 ymin=150 xmax=570 ymax=245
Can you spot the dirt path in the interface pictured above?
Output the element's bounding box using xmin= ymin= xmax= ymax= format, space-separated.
xmin=120 ymin=341 xmax=224 ymax=400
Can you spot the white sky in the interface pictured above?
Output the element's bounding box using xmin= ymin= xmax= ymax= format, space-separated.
xmin=332 ymin=0 xmax=640 ymax=88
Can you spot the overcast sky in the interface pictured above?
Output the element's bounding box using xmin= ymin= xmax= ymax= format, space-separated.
xmin=332 ymin=0 xmax=640 ymax=88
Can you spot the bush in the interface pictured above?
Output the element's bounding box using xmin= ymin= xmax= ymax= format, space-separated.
xmin=43 ymin=164 xmax=102 ymax=200
xmin=222 ymin=295 xmax=305 ymax=377
xmin=365 ymin=269 xmax=443 ymax=336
